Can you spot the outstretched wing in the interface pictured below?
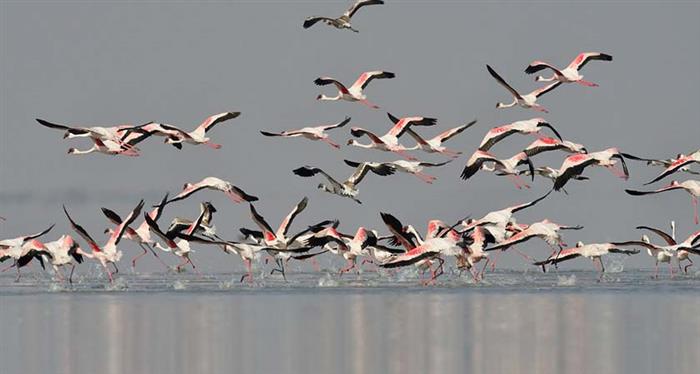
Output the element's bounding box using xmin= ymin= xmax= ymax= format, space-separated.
xmin=345 ymin=162 xmax=395 ymax=187
xmin=524 ymin=61 xmax=563 ymax=75
xmin=314 ymin=77 xmax=350 ymax=94
xmin=567 ymin=52 xmax=613 ymax=71
xmin=320 ymin=116 xmax=352 ymax=131
xmin=303 ymin=16 xmax=334 ymax=29
xmin=277 ymin=197 xmax=309 ymax=239
xmin=293 ymin=166 xmax=344 ymax=190
xmin=635 ymin=225 xmax=676 ymax=246
xmin=532 ymin=81 xmax=562 ymax=98
xmin=486 ymin=65 xmax=521 ymax=99
xmin=63 ymin=206 xmax=99 ymax=252
xmin=434 ymin=120 xmax=477 ymax=142
xmin=350 ymin=71 xmax=395 ymax=91
xmin=344 ymin=0 xmax=384 ymax=19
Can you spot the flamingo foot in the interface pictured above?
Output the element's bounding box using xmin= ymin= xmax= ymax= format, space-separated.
xmin=205 ymin=142 xmax=222 ymax=150
xmin=577 ymin=80 xmax=599 ymax=87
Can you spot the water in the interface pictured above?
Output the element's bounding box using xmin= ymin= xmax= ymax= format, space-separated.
xmin=1 ymin=270 xmax=699 ymax=374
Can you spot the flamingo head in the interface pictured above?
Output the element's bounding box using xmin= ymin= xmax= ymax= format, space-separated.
xmin=495 ymin=102 xmax=507 ymax=109
xmin=563 ymin=141 xmax=588 ymax=154
xmin=575 ymin=241 xmax=584 ymax=248
xmin=535 ymin=76 xmax=546 ymax=82
xmin=668 ymin=180 xmax=680 ymax=187
xmin=183 ymin=183 xmax=194 ymax=191
xmin=67 ymin=148 xmax=78 ymax=155
xmin=347 ymin=139 xmax=356 ymax=146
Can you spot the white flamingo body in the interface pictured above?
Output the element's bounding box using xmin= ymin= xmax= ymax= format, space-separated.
xmin=260 ymin=117 xmax=351 ymax=149
xmin=404 ymin=120 xmax=477 ymax=158
xmin=486 ymin=65 xmax=561 ymax=113
xmin=315 ymin=71 xmax=395 ymax=108
xmin=525 ymin=52 xmax=613 ymax=86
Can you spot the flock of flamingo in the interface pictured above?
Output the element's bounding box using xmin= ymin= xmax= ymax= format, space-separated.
xmin=2 ymin=0 xmax=699 ymax=286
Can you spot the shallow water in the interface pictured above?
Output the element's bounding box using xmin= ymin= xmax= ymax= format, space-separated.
xmin=1 ymin=270 xmax=699 ymax=374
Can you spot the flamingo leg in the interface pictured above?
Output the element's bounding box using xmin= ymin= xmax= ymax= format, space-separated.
xmin=187 ymin=256 xmax=202 ymax=277
xmin=514 ymin=174 xmax=531 ymax=189
xmin=103 ymin=265 xmax=114 ymax=283
xmin=414 ymin=172 xmax=436 ymax=184
xmin=577 ymin=79 xmax=599 ymax=87
xmin=506 ymin=174 xmax=524 ymax=189
xmin=653 ymin=260 xmax=659 ymax=279
xmin=531 ymin=104 xmax=549 ymax=113
xmin=684 ymin=257 xmax=694 ymax=274
xmin=321 ymin=138 xmax=340 ymax=149
xmin=692 ymin=197 xmax=698 ymax=225
xmin=394 ymin=149 xmax=417 ymax=161
xmin=69 ymin=264 xmax=76 ymax=284
xmin=204 ymin=141 xmax=222 ymax=150
xmin=441 ymin=148 xmax=462 ymax=158
xmin=131 ymin=245 xmax=149 ymax=270
xmin=175 ymin=256 xmax=189 ymax=272
xmin=144 ymin=243 xmax=170 ymax=270
xmin=15 ymin=262 xmax=21 ymax=283
xmin=359 ymin=99 xmax=380 ymax=109
xmin=668 ymin=261 xmax=675 ymax=279
xmin=338 ymin=259 xmax=356 ymax=276
xmin=1 ymin=263 xmax=15 ymax=273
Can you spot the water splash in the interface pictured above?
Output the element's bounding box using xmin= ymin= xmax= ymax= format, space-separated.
xmin=317 ymin=273 xmax=338 ymax=287
xmin=172 ymin=280 xmax=188 ymax=290
xmin=105 ymin=277 xmax=128 ymax=291
xmin=557 ymin=274 xmax=576 ymax=286
xmin=605 ymin=257 xmax=625 ymax=273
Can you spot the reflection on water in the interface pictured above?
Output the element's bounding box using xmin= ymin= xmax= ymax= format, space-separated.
xmin=1 ymin=291 xmax=699 ymax=374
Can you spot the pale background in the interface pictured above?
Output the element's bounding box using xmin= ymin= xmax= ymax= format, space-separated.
xmin=1 ymin=0 xmax=699 ymax=271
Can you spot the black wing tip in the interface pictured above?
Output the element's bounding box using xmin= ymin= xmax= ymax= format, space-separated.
xmin=343 ymin=159 xmax=361 ymax=168
xmin=386 ymin=112 xmax=400 ymax=124
xmin=600 ymin=53 xmax=613 ymax=61
xmin=292 ymin=166 xmax=317 ymax=177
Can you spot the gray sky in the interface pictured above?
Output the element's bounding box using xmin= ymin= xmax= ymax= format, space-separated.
xmin=1 ymin=1 xmax=699 ymax=271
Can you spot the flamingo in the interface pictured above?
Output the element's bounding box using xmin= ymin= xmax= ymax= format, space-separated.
xmin=101 ymin=193 xmax=171 ymax=269
xmin=461 ymin=191 xmax=551 ymax=243
xmin=303 ymin=0 xmax=384 ymax=32
xmin=518 ymin=166 xmax=589 ymax=193
xmin=315 ymin=71 xmax=395 ymax=109
xmin=456 ymin=226 xmax=494 ymax=281
xmin=623 ymin=152 xmax=700 ymax=177
xmin=401 ymin=120 xmax=477 ymax=158
xmin=165 ymin=202 xmax=218 ymax=240
xmin=260 ymin=117 xmax=351 ymax=149
xmin=553 ymin=148 xmax=635 ymax=191
xmin=42 ymin=235 xmax=89 ymax=284
xmin=157 ymin=112 xmax=241 ymax=149
xmin=343 ymin=159 xmax=450 ymax=184
xmin=144 ymin=211 xmax=202 ymax=274
xmin=460 ymin=150 xmax=535 ymax=189
xmin=626 ymin=180 xmax=700 ymax=224
xmin=0 ymin=224 xmax=55 ymax=250
xmin=0 ymin=239 xmax=53 ymax=282
xmin=63 ymin=200 xmax=144 ymax=283
xmin=635 ymin=222 xmax=700 ymax=274
xmin=67 ymin=138 xmax=141 ymax=157
xmin=486 ymin=65 xmax=562 ymax=113
xmin=478 ymin=118 xmax=563 ymax=152
xmin=533 ymin=241 xmax=639 ymax=279
xmin=165 ymin=176 xmax=259 ymax=205
xmin=525 ymin=52 xmax=613 ymax=87
xmin=522 ymin=136 xmax=588 ymax=157
xmin=643 ymin=150 xmax=700 ymax=185
xmin=119 ymin=121 xmax=186 ymax=150
xmin=35 ymin=118 xmax=148 ymax=148
xmin=247 ymin=198 xmax=321 ymax=278
xmin=293 ymin=161 xmax=395 ymax=204
xmin=346 ymin=113 xmax=436 ymax=159
xmin=484 ymin=219 xmax=584 ymax=262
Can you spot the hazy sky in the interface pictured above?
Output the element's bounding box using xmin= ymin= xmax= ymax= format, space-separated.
xmin=1 ymin=1 xmax=699 ymax=271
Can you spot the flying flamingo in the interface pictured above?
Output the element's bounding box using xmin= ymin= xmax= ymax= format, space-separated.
xmin=553 ymin=148 xmax=635 ymax=191
xmin=101 ymin=193 xmax=171 ymax=269
xmin=533 ymin=241 xmax=639 ymax=279
xmin=643 ymin=150 xmax=700 ymax=185
xmin=484 ymin=220 xmax=584 ymax=265
xmin=478 ymin=118 xmax=563 ymax=152
xmin=260 ymin=117 xmax=351 ymax=149
xmin=486 ymin=65 xmax=562 ymax=113
xmin=343 ymin=159 xmax=450 ymax=184
xmin=525 ymin=52 xmax=613 ymax=87
xmin=635 ymin=222 xmax=700 ymax=274
xmin=522 ymin=136 xmax=588 ymax=157
xmin=43 ymin=235 xmax=90 ymax=284
xmin=303 ymin=0 xmax=384 ymax=32
xmin=0 ymin=239 xmax=53 ymax=282
xmin=293 ymin=161 xmax=395 ymax=204
xmin=626 ymin=180 xmax=700 ymax=224
xmin=400 ymin=120 xmax=477 ymax=158
xmin=315 ymin=71 xmax=395 ymax=109
xmin=67 ymin=138 xmax=141 ymax=157
xmin=156 ymin=112 xmax=241 ymax=149
xmin=35 ymin=118 xmax=148 ymax=149
xmin=64 ymin=200 xmax=144 ymax=283
xmin=165 ymin=176 xmax=259 ymax=205
xmin=460 ymin=150 xmax=535 ymax=189
xmin=347 ymin=113 xmax=436 ymax=159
